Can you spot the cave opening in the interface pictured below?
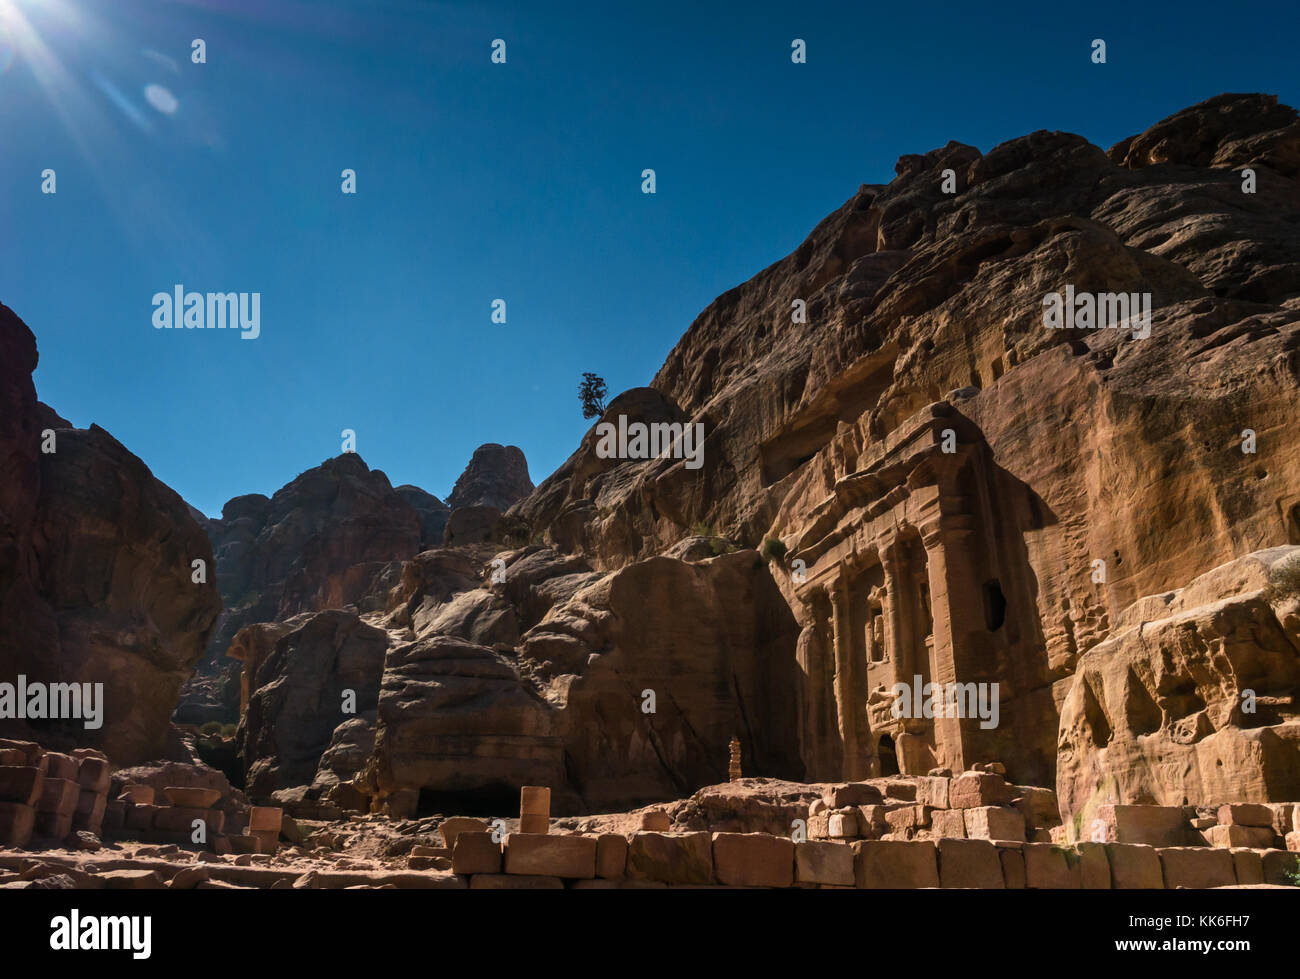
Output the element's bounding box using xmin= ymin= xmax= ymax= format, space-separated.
xmin=416 ymin=784 xmax=520 ymax=819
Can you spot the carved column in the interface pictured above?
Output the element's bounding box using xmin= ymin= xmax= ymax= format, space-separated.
xmin=880 ymin=540 xmax=910 ymax=688
xmin=920 ymin=513 xmax=980 ymax=773
xmin=826 ymin=575 xmax=865 ymax=780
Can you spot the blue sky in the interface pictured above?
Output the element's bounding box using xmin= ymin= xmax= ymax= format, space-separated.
xmin=2 ymin=0 xmax=1296 ymax=516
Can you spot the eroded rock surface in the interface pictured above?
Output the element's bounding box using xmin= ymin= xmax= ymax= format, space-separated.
xmin=0 ymin=304 xmax=221 ymax=765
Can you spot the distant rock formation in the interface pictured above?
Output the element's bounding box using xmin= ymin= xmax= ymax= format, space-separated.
xmin=177 ymin=454 xmax=423 ymax=726
xmin=447 ymin=443 xmax=533 ymax=511
xmin=0 ymin=303 xmax=221 ymax=764
xmin=182 ymin=447 xmax=534 ymax=741
xmin=394 ymin=484 xmax=451 ymax=550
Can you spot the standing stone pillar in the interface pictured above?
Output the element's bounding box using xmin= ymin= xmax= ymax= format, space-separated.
xmin=519 ymin=786 xmax=550 ymax=835
xmin=920 ymin=514 xmax=980 ymax=773
xmin=826 ymin=576 xmax=865 ymax=780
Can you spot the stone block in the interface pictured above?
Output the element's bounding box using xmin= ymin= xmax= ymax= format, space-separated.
xmin=1097 ymin=842 xmax=1159 ymax=884
xmin=451 ymin=831 xmax=502 ymax=875
xmin=519 ymin=814 xmax=549 ymax=835
xmin=857 ymin=805 xmax=887 ymax=838
xmin=795 ymin=841 xmax=854 ymax=886
xmin=1158 ymin=847 xmax=1235 ymax=888
xmin=504 ymin=833 xmax=596 ymax=879
xmin=0 ymin=739 xmax=42 ymax=766
xmin=244 ymin=828 xmax=279 ymax=854
xmin=1011 ymin=786 xmax=1060 ymax=829
xmin=937 ymin=837 xmax=1003 ymax=888
xmin=73 ymin=791 xmax=106 ymax=833
xmin=596 ymin=834 xmax=627 ymax=878
xmin=1264 ymin=803 xmax=1293 ymax=836
xmin=639 ymin=810 xmax=671 ymax=831
xmin=42 ymin=752 xmax=78 ymax=781
xmin=626 ymin=832 xmax=712 ymax=885
xmin=1216 ymin=803 xmax=1274 ymax=827
xmin=76 ymin=759 xmax=111 ymax=794
xmin=247 ymin=806 xmax=283 ymax=833
xmin=963 ymin=805 xmax=1024 ymax=841
xmin=915 ymin=776 xmax=949 ymax=809
xmin=0 ymin=801 xmax=35 ymax=848
xmin=37 ymin=777 xmax=79 ymax=817
xmin=930 ymin=809 xmax=966 ymax=839
xmin=519 ymin=785 xmax=550 ymax=815
xmin=34 ymin=809 xmax=73 ymax=840
xmin=1229 ymin=848 xmax=1264 ymax=885
xmin=118 ymin=784 xmax=155 ymax=806
xmin=996 ymin=843 xmax=1025 ymax=888
xmin=949 ymin=772 xmax=1011 ymax=809
xmin=0 ymin=766 xmax=44 ymax=806
xmin=1288 ymin=831 xmax=1300 ymax=852
xmin=884 ymin=806 xmax=919 ymax=838
xmin=828 ymin=811 xmax=859 ymax=839
xmin=1097 ymin=805 xmax=1191 ymax=846
xmin=1076 ymin=842 xmax=1111 ymax=889
xmin=884 ymin=780 xmax=916 ymax=801
xmin=439 ymin=816 xmax=489 ymax=849
xmin=1023 ymin=843 xmax=1080 ymax=888
xmin=822 ymin=782 xmax=883 ymax=808
xmin=712 ymin=833 xmax=794 ymax=887
xmin=125 ymin=803 xmax=160 ymax=832
xmin=1202 ymin=824 xmax=1276 ymax=849
xmin=852 ymin=839 xmax=939 ymax=889
xmin=102 ymin=799 xmax=126 ymax=836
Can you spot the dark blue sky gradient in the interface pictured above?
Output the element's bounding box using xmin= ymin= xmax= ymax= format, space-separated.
xmin=2 ymin=0 xmax=1296 ymax=515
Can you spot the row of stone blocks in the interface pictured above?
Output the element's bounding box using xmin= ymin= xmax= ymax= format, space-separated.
xmin=418 ymin=828 xmax=1300 ymax=888
xmin=103 ymin=786 xmax=284 ymax=855
xmin=810 ymin=772 xmax=1063 ymax=843
xmin=0 ymin=740 xmax=111 ymax=847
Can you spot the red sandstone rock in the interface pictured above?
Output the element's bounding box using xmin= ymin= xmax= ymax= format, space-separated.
xmin=937 ymin=838 xmax=1003 ymax=888
xmin=852 ymin=839 xmax=939 ymax=889
xmin=711 ymin=832 xmax=794 ymax=887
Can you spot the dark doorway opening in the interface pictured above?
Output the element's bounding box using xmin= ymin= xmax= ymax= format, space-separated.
xmin=417 ymin=785 xmax=519 ymax=819
xmin=983 ymin=580 xmax=1007 ymax=631
xmin=877 ymin=735 xmax=899 ymax=776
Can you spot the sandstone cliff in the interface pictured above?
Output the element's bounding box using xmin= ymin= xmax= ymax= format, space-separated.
xmin=0 ymin=303 xmax=222 ymax=764
xmin=506 ymin=92 xmax=1300 ymax=805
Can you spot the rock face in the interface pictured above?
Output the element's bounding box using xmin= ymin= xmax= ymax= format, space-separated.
xmin=358 ymin=545 xmax=801 ymax=816
xmin=179 ymin=454 xmax=424 ymax=725
xmin=0 ymin=303 xmax=221 ymax=764
xmin=394 ymin=485 xmax=451 ymax=550
xmin=182 ymin=447 xmax=535 ymax=727
xmin=1058 ymin=547 xmax=1300 ymax=822
xmin=239 ymin=609 xmax=389 ymax=797
xmin=447 ymin=444 xmax=533 ymax=511
xmin=507 ymin=94 xmax=1300 ymax=805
